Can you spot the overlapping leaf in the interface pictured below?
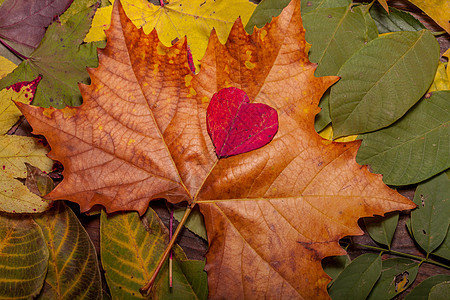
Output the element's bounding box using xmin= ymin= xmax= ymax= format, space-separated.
xmin=364 ymin=212 xmax=399 ymax=249
xmin=406 ymin=0 xmax=450 ymax=34
xmin=17 ymin=0 xmax=414 ymax=297
xmin=0 ymin=5 xmax=100 ymax=108
xmin=0 ymin=214 xmax=49 ymax=299
xmin=101 ymin=207 xmax=207 ymax=299
xmin=33 ymin=202 xmax=102 ymax=299
xmin=405 ymin=275 xmax=450 ymax=300
xmin=369 ymin=3 xmax=426 ymax=34
xmin=357 ymin=91 xmax=449 ymax=185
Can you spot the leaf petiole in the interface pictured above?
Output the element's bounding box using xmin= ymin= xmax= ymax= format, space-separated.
xmin=140 ymin=204 xmax=194 ymax=296
xmin=343 ymin=242 xmax=450 ymax=270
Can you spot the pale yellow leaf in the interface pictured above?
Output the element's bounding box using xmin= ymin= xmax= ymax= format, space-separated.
xmin=0 ymin=172 xmax=50 ymax=213
xmin=0 ymin=135 xmax=53 ymax=178
xmin=407 ymin=0 xmax=450 ymax=34
xmin=84 ymin=0 xmax=256 ymax=69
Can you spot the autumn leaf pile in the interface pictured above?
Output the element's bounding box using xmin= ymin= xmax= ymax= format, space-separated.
xmin=0 ymin=0 xmax=449 ymax=299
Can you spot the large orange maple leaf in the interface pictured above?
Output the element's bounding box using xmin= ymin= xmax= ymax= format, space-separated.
xmin=17 ymin=0 xmax=415 ymax=298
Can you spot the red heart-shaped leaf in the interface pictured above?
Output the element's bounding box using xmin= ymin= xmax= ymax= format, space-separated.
xmin=206 ymin=87 xmax=278 ymax=158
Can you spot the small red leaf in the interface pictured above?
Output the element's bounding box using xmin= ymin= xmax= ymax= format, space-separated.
xmin=206 ymin=87 xmax=278 ymax=158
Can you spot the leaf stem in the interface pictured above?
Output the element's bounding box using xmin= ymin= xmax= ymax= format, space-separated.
xmin=343 ymin=242 xmax=450 ymax=270
xmin=0 ymin=38 xmax=29 ymax=60
xmin=140 ymin=205 xmax=193 ymax=296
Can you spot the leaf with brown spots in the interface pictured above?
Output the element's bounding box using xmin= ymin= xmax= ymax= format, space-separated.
xmin=17 ymin=0 xmax=414 ymax=297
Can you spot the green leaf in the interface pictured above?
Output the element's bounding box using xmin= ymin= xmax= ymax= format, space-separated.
xmin=322 ymin=254 xmax=351 ymax=284
xmin=173 ymin=206 xmax=207 ymax=240
xmin=0 ymin=6 xmax=100 ymax=108
xmin=405 ymin=275 xmax=450 ymax=300
xmin=303 ymin=4 xmax=378 ymax=77
xmin=0 ymin=214 xmax=48 ymax=299
xmin=364 ymin=212 xmax=399 ymax=249
xmin=101 ymin=208 xmax=207 ymax=299
xmin=328 ymin=253 xmax=381 ymax=300
xmin=367 ymin=258 xmax=419 ymax=300
xmin=432 ymin=230 xmax=450 ymax=260
xmin=411 ymin=172 xmax=449 ymax=253
xmin=315 ymin=88 xmax=331 ymax=132
xmin=33 ymin=202 xmax=102 ymax=299
xmin=429 ymin=281 xmax=450 ymax=300
xmin=369 ymin=3 xmax=426 ymax=33
xmin=301 ymin=0 xmax=351 ymax=15
xmin=356 ymin=91 xmax=450 ymax=185
xmin=244 ymin=0 xmax=291 ymax=34
xmin=330 ymin=30 xmax=440 ymax=137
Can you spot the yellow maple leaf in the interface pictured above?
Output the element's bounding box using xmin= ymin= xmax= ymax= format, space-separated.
xmin=84 ymin=0 xmax=256 ymax=69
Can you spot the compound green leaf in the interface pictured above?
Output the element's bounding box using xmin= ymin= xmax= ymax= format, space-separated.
xmin=33 ymin=202 xmax=102 ymax=299
xmin=356 ymin=91 xmax=450 ymax=185
xmin=244 ymin=0 xmax=291 ymax=33
xmin=369 ymin=3 xmax=426 ymax=34
xmin=303 ymin=4 xmax=378 ymax=77
xmin=405 ymin=275 xmax=450 ymax=300
xmin=330 ymin=30 xmax=440 ymax=137
xmin=367 ymin=258 xmax=419 ymax=300
xmin=101 ymin=207 xmax=207 ymax=299
xmin=364 ymin=212 xmax=399 ymax=249
xmin=0 ymin=214 xmax=48 ymax=299
xmin=328 ymin=253 xmax=381 ymax=300
xmin=0 ymin=6 xmax=100 ymax=108
xmin=428 ymin=281 xmax=450 ymax=300
xmin=411 ymin=172 xmax=450 ymax=254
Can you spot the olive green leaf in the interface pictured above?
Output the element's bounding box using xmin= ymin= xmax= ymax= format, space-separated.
xmin=301 ymin=0 xmax=351 ymax=15
xmin=173 ymin=206 xmax=207 ymax=240
xmin=0 ymin=6 xmax=101 ymax=108
xmin=356 ymin=91 xmax=450 ymax=185
xmin=328 ymin=253 xmax=381 ymax=300
xmin=322 ymin=254 xmax=351 ymax=286
xmin=367 ymin=258 xmax=419 ymax=300
xmin=315 ymin=88 xmax=331 ymax=132
xmin=411 ymin=172 xmax=449 ymax=254
xmin=101 ymin=207 xmax=207 ymax=299
xmin=244 ymin=0 xmax=291 ymax=34
xmin=0 ymin=214 xmax=48 ymax=299
xmin=405 ymin=275 xmax=450 ymax=300
xmin=369 ymin=3 xmax=426 ymax=34
xmin=33 ymin=202 xmax=102 ymax=299
xmin=432 ymin=230 xmax=450 ymax=261
xmin=330 ymin=30 xmax=439 ymax=137
xmin=428 ymin=281 xmax=450 ymax=300
xmin=364 ymin=212 xmax=399 ymax=249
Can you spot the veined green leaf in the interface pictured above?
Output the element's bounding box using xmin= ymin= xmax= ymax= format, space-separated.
xmin=101 ymin=207 xmax=207 ymax=299
xmin=330 ymin=30 xmax=439 ymax=137
xmin=0 ymin=6 xmax=100 ymax=108
xmin=364 ymin=212 xmax=399 ymax=249
xmin=33 ymin=202 xmax=102 ymax=299
xmin=369 ymin=3 xmax=426 ymax=34
xmin=405 ymin=275 xmax=450 ymax=300
xmin=428 ymin=281 xmax=450 ymax=300
xmin=411 ymin=173 xmax=449 ymax=254
xmin=0 ymin=215 xmax=48 ymax=299
xmin=303 ymin=4 xmax=378 ymax=77
xmin=356 ymin=91 xmax=450 ymax=185
xmin=367 ymin=258 xmax=419 ymax=300
xmin=328 ymin=253 xmax=381 ymax=300
xmin=301 ymin=0 xmax=351 ymax=15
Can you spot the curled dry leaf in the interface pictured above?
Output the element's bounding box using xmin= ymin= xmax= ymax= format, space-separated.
xmin=17 ymin=0 xmax=415 ymax=297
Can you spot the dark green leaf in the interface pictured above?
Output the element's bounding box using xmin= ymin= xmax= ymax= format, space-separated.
xmin=369 ymin=3 xmax=426 ymax=34
xmin=428 ymin=281 xmax=450 ymax=300
xmin=315 ymin=88 xmax=331 ymax=132
xmin=367 ymin=258 xmax=419 ymax=300
xmin=0 ymin=214 xmax=48 ymax=299
xmin=432 ymin=230 xmax=450 ymax=260
xmin=0 ymin=6 xmax=101 ymax=108
xmin=244 ymin=0 xmax=291 ymax=34
xmin=101 ymin=208 xmax=207 ymax=299
xmin=356 ymin=91 xmax=450 ymax=185
xmin=303 ymin=4 xmax=378 ymax=77
xmin=33 ymin=202 xmax=102 ymax=299
xmin=364 ymin=212 xmax=399 ymax=249
xmin=322 ymin=255 xmax=351 ymax=284
xmin=330 ymin=30 xmax=439 ymax=137
xmin=411 ymin=172 xmax=449 ymax=253
xmin=328 ymin=253 xmax=381 ymax=300
xmin=405 ymin=275 xmax=450 ymax=300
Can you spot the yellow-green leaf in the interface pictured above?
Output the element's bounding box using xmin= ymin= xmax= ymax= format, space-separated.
xmin=0 ymin=214 xmax=49 ymax=299
xmin=33 ymin=202 xmax=102 ymax=299
xmin=407 ymin=0 xmax=450 ymax=34
xmin=0 ymin=135 xmax=52 ymax=178
xmin=0 ymin=56 xmax=20 ymax=134
xmin=85 ymin=0 xmax=256 ymax=69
